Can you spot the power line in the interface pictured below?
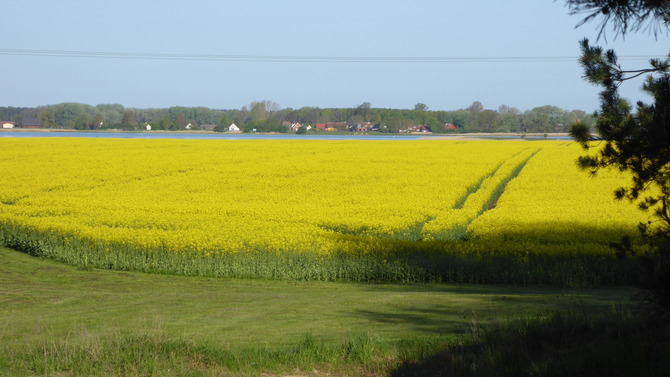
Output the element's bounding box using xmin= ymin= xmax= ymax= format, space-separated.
xmin=0 ymin=48 xmax=663 ymax=63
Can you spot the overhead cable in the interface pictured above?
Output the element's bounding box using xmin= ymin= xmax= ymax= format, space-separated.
xmin=0 ymin=48 xmax=662 ymax=63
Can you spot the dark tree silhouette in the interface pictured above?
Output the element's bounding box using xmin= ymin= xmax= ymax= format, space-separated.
xmin=568 ymin=0 xmax=670 ymax=320
xmin=567 ymin=0 xmax=670 ymax=39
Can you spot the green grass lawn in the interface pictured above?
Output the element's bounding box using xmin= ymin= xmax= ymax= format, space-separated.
xmin=0 ymin=246 xmax=637 ymax=376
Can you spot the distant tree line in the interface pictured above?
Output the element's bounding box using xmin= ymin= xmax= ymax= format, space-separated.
xmin=0 ymin=100 xmax=594 ymax=133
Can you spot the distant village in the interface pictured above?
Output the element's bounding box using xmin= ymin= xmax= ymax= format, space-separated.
xmin=2 ymin=119 xmax=459 ymax=134
xmin=0 ymin=102 xmax=593 ymax=134
xmin=218 ymin=121 xmax=448 ymax=133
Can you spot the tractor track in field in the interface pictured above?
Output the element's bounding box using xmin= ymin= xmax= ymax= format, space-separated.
xmin=310 ymin=148 xmax=542 ymax=243
xmin=423 ymin=148 xmax=541 ymax=241
xmin=461 ymin=148 xmax=541 ymax=236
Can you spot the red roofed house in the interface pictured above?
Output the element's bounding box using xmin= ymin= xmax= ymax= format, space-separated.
xmin=22 ymin=118 xmax=41 ymax=128
xmin=409 ymin=125 xmax=432 ymax=133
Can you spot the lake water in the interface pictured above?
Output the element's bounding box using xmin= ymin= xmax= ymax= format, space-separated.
xmin=0 ymin=131 xmax=573 ymax=141
xmin=0 ymin=131 xmax=421 ymax=140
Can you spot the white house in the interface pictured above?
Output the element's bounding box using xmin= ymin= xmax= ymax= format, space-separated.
xmin=228 ymin=123 xmax=240 ymax=132
xmin=2 ymin=122 xmax=15 ymax=129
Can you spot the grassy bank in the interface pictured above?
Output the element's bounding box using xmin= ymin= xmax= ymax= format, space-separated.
xmin=1 ymin=246 xmax=637 ymax=376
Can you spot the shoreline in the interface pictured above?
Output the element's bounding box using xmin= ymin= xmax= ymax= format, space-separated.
xmin=0 ymin=128 xmax=572 ymax=137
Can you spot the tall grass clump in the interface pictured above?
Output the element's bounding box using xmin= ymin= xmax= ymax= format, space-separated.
xmin=0 ymin=332 xmax=402 ymax=377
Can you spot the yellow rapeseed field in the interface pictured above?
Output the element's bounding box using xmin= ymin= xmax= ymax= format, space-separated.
xmin=0 ymin=137 xmax=648 ymax=283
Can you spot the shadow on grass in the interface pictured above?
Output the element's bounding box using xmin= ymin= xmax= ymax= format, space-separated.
xmin=390 ymin=311 xmax=670 ymax=377
xmin=356 ymin=283 xmax=638 ymax=305
xmin=355 ymin=306 xmax=474 ymax=336
xmin=357 ymin=283 xmax=571 ymax=294
xmin=353 ymin=287 xmax=636 ymax=338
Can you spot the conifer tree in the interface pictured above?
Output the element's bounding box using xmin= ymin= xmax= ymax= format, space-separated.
xmin=568 ymin=0 xmax=670 ymax=318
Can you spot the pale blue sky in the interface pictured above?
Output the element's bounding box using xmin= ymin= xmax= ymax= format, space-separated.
xmin=2 ymin=0 xmax=669 ymax=112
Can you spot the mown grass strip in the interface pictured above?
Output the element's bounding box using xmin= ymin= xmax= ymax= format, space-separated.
xmin=0 ymin=246 xmax=638 ymax=376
